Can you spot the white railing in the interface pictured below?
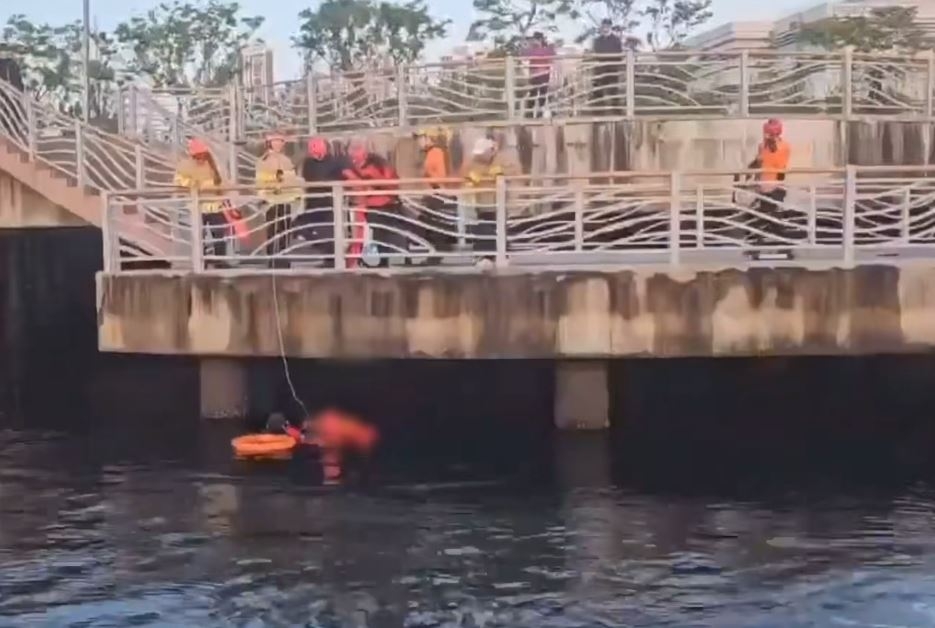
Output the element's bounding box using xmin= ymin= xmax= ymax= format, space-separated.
xmin=0 ymin=77 xmax=177 ymax=194
xmin=116 ymin=49 xmax=935 ymax=141
xmin=101 ymin=165 xmax=935 ymax=273
xmin=115 ymin=83 xmax=257 ymax=183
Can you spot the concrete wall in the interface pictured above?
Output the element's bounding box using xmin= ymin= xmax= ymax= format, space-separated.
xmin=98 ymin=264 xmax=935 ymax=359
xmin=313 ymin=118 xmax=932 ymax=181
xmin=0 ymin=227 xmax=102 ymax=417
xmin=0 ymin=170 xmax=87 ymax=228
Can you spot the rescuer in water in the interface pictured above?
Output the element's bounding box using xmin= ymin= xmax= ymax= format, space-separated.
xmin=267 ymin=409 xmax=379 ymax=483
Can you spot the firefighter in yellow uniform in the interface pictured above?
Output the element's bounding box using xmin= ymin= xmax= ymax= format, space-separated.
xmin=461 ymin=137 xmax=520 ymax=264
xmin=255 ymin=132 xmax=301 ymax=268
xmin=174 ymin=138 xmax=227 ymax=260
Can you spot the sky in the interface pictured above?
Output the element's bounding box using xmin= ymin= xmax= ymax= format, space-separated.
xmin=0 ymin=0 xmax=819 ymax=79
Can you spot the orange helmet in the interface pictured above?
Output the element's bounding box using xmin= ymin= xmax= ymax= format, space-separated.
xmin=763 ymin=118 xmax=783 ymax=138
xmin=308 ymin=137 xmax=328 ymax=160
xmin=187 ymin=138 xmax=210 ymax=157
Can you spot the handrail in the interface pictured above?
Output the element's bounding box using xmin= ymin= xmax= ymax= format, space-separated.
xmin=101 ymin=165 xmax=935 ymax=273
xmin=0 ymin=77 xmax=179 ymax=199
xmin=117 ymin=83 xmax=256 ymax=183
xmin=117 ymin=48 xmax=935 ymax=142
xmin=110 ymin=164 xmax=935 ymax=199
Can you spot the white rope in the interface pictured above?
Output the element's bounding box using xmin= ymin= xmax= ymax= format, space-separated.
xmin=271 ymin=274 xmax=309 ymax=418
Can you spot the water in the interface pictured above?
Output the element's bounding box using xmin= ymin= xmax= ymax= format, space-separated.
xmin=8 ymin=214 xmax=935 ymax=626
xmin=4 ymin=419 xmax=935 ymax=627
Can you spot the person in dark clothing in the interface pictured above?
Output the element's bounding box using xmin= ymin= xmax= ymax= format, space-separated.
xmin=299 ymin=137 xmax=346 ymax=265
xmin=522 ymin=32 xmax=555 ymax=118
xmin=592 ymin=19 xmax=623 ymax=113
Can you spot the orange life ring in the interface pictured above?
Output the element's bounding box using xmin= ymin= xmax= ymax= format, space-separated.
xmin=231 ymin=433 xmax=296 ymax=459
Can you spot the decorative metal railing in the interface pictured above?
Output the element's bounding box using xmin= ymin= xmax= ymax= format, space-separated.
xmin=115 ymin=49 xmax=935 ymax=142
xmin=0 ymin=77 xmax=177 ymax=194
xmin=101 ymin=165 xmax=935 ymax=273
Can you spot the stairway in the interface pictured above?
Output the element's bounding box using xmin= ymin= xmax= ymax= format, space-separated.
xmin=116 ymin=86 xmax=257 ymax=182
xmin=0 ymin=78 xmax=181 ymax=255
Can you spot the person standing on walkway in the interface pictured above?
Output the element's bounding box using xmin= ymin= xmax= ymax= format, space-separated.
xmin=592 ymin=19 xmax=623 ymax=113
xmin=174 ymin=138 xmax=227 ymax=263
xmin=522 ymin=32 xmax=556 ymax=118
xmin=255 ymin=132 xmax=300 ymax=268
xmin=342 ymin=142 xmax=402 ymax=268
xmin=299 ymin=137 xmax=347 ymax=266
xmin=749 ymin=119 xmax=791 ymax=212
xmin=416 ymin=127 xmax=455 ymax=263
xmin=746 ymin=118 xmax=793 ymax=247
xmin=461 ymin=137 xmax=520 ymax=264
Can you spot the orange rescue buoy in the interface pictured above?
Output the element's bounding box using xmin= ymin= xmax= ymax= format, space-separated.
xmin=231 ymin=433 xmax=296 ymax=459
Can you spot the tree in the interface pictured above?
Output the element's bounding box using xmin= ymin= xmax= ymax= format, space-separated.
xmin=640 ymin=0 xmax=712 ymax=50
xmin=573 ymin=0 xmax=640 ymax=44
xmin=294 ymin=0 xmax=449 ymax=71
xmin=114 ymin=0 xmax=264 ymax=87
xmin=797 ymin=7 xmax=925 ymax=112
xmin=796 ymin=6 xmax=924 ymax=53
xmin=1 ymin=14 xmax=120 ymax=119
xmin=468 ymin=0 xmax=577 ymax=51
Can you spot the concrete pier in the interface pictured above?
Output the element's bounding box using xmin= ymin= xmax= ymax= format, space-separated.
xmin=98 ymin=265 xmax=935 ymax=359
xmin=554 ymin=361 xmax=610 ymax=430
xmin=199 ymin=358 xmax=248 ymax=419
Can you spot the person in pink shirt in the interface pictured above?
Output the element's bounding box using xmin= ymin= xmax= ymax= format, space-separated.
xmin=522 ymin=32 xmax=556 ymax=118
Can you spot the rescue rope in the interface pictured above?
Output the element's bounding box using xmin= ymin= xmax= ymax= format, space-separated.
xmin=271 ymin=274 xmax=309 ymax=418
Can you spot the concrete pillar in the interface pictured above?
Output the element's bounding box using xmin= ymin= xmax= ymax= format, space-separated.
xmin=554 ymin=360 xmax=609 ymax=430
xmin=199 ymin=358 xmax=248 ymax=419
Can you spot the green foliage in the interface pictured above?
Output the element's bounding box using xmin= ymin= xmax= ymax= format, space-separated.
xmin=1 ymin=14 xmax=120 ymax=118
xmin=469 ymin=0 xmax=711 ymax=51
xmin=294 ymin=0 xmax=449 ymax=71
xmin=640 ymin=0 xmax=712 ymax=50
xmin=575 ymin=0 xmax=640 ymax=44
xmin=468 ymin=0 xmax=578 ymax=51
xmin=796 ymin=6 xmax=924 ymax=53
xmin=114 ymin=0 xmax=264 ymax=87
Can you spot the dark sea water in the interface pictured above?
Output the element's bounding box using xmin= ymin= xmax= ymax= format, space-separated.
xmin=7 ymin=212 xmax=935 ymax=626
xmin=4 ymin=394 xmax=935 ymax=628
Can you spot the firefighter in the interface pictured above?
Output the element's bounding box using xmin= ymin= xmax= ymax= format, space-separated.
xmin=415 ymin=127 xmax=455 ymax=264
xmin=743 ymin=118 xmax=795 ymax=255
xmin=174 ymin=138 xmax=228 ymax=261
xmin=255 ymin=132 xmax=300 ymax=268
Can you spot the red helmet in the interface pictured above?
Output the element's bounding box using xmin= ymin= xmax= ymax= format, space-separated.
xmin=307 ymin=137 xmax=328 ymax=160
xmin=763 ymin=118 xmax=783 ymax=138
xmin=187 ymin=138 xmax=210 ymax=157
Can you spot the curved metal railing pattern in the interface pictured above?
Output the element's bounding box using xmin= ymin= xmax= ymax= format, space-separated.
xmin=0 ymin=76 xmax=189 ymax=258
xmin=118 ymin=49 xmax=935 ymax=141
xmin=102 ymin=166 xmax=935 ymax=273
xmin=0 ymin=77 xmax=177 ymax=193
xmin=115 ymin=84 xmax=258 ymax=183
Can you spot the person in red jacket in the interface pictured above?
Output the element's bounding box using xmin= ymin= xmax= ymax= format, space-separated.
xmin=342 ymin=142 xmax=402 ymax=268
xmin=266 ymin=409 xmax=379 ymax=484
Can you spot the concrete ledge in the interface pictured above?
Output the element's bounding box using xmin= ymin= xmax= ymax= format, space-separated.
xmin=97 ymin=265 xmax=935 ymax=358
